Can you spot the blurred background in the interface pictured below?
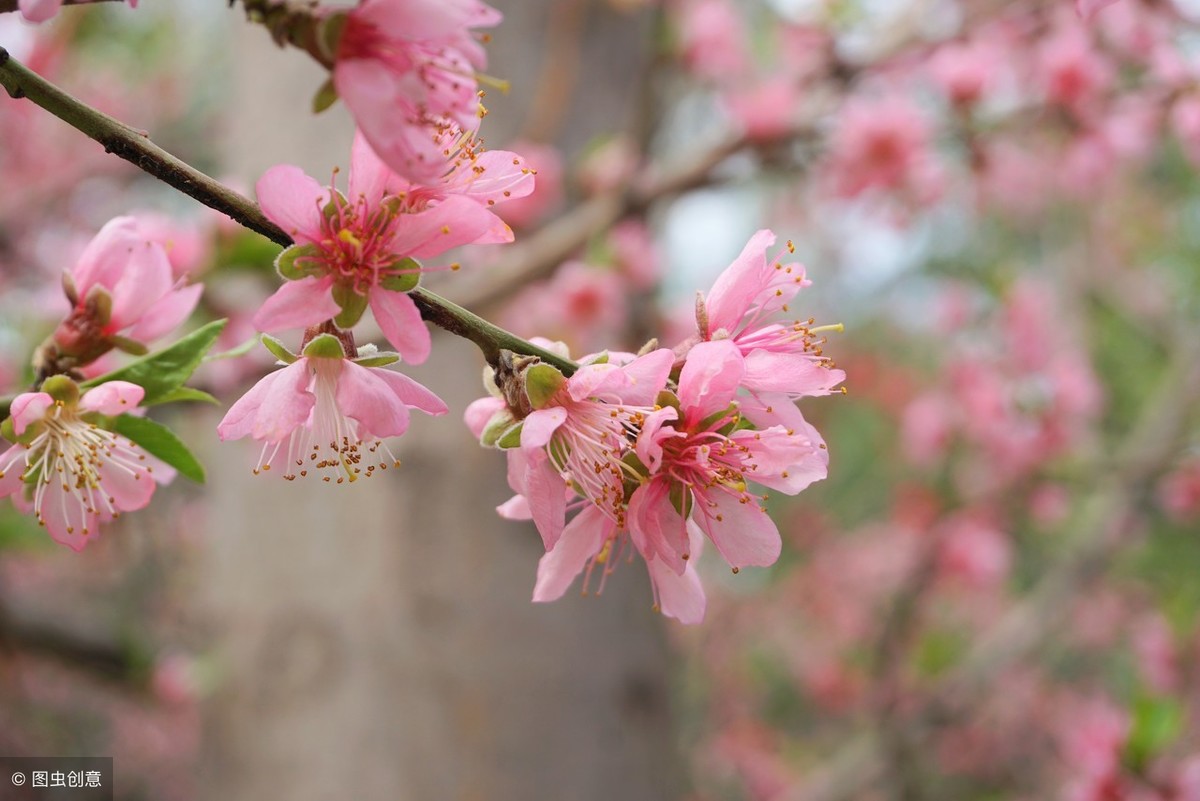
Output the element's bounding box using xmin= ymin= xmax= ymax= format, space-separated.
xmin=2 ymin=0 xmax=1200 ymax=799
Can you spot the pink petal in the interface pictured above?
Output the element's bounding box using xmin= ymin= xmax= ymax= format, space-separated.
xmin=335 ymin=361 xmax=413 ymax=439
xmin=521 ymin=407 xmax=567 ymax=449
xmin=124 ymin=283 xmax=203 ymax=344
xmin=19 ymin=0 xmax=63 ymax=22
xmin=72 ymin=217 xmax=141 ymax=294
xmin=255 ymin=165 xmax=329 ymax=244
xmin=369 ymin=291 xmax=431 ymax=364
xmin=627 ymin=479 xmax=688 ymax=573
xmin=0 ymin=446 xmax=28 ymax=498
xmin=694 ymin=490 xmax=781 ymax=569
xmin=741 ymin=350 xmax=845 ymax=396
xmin=217 ymin=361 xmax=314 ymax=443
xmin=634 ymin=406 xmax=679 ymax=474
xmin=99 ymin=450 xmax=158 ymax=512
xmin=37 ymin=482 xmax=97 ymax=551
xmin=532 ymin=505 xmax=609 ymax=602
xmin=1076 ymin=0 xmax=1120 ymax=20
xmin=615 ymin=348 xmax=674 ymax=406
xmin=108 ymin=241 xmax=173 ymax=331
xmin=497 ymin=494 xmax=532 ymax=520
xmin=373 ymin=368 xmax=448 ymax=416
xmin=646 ymin=558 xmax=706 ymax=624
xmin=388 ymin=195 xmax=497 ymax=259
xmin=734 ymin=424 xmax=828 ymax=495
xmin=677 ymin=339 xmax=745 ymax=423
xmin=79 ymin=381 xmax=145 ymax=416
xmin=703 ymin=229 xmax=776 ymax=333
xmin=445 ymin=148 xmax=536 ymax=205
xmin=522 ymin=450 xmax=568 ymax=550
xmin=252 ymin=276 xmax=338 ymax=334
xmin=348 ymin=130 xmax=402 ymax=204
xmin=464 ymin=397 xmax=506 ymax=438
xmin=10 ymin=393 xmax=52 ymax=436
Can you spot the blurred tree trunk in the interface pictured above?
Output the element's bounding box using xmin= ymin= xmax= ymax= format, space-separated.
xmin=191 ymin=3 xmax=683 ymax=800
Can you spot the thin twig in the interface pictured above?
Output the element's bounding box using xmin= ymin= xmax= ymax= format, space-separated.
xmin=0 ymin=47 xmax=578 ymax=376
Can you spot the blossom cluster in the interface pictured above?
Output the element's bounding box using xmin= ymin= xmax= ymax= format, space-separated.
xmin=467 ymin=231 xmax=844 ymax=623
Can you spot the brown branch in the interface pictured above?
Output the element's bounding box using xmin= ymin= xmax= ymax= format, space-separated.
xmin=0 ymin=0 xmax=119 ymax=11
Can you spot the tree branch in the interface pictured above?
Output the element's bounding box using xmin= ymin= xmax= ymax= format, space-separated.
xmin=0 ymin=0 xmax=119 ymax=11
xmin=0 ymin=47 xmax=577 ymax=376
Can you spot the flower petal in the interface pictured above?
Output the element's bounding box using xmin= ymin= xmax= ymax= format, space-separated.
xmin=533 ymin=505 xmax=609 ymax=602
xmin=10 ymin=392 xmax=52 ymax=436
xmin=79 ymin=381 xmax=146 ymax=416
xmin=694 ymin=490 xmax=781 ymax=570
xmin=520 ymin=407 xmax=567 ymax=449
xmin=217 ymin=361 xmax=313 ymax=443
xmin=677 ymin=339 xmax=745 ymax=423
xmin=124 ymin=282 xmax=203 ymax=344
xmin=646 ymin=557 xmax=706 ymax=624
xmin=335 ymin=361 xmax=413 ymax=439
xmin=252 ymin=276 xmax=338 ymax=334
xmin=372 ymin=368 xmax=448 ymax=416
xmin=369 ymin=291 xmax=431 ymax=364
xmin=255 ymin=165 xmax=329 ymax=244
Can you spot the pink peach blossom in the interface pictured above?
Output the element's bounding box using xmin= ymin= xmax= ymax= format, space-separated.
xmin=332 ymin=0 xmax=502 ymax=182
xmin=0 ymin=379 xmax=170 ymax=551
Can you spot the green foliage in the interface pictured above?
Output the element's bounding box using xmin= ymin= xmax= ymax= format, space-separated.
xmin=112 ymin=414 xmax=206 ymax=484
xmin=81 ymin=319 xmax=227 ymax=405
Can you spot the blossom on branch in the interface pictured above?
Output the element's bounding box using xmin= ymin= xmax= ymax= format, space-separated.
xmin=0 ymin=377 xmax=170 ymax=551
xmin=254 ymin=132 xmax=531 ymax=361
xmin=217 ymin=330 xmax=446 ymax=482
xmin=332 ymin=0 xmax=503 ymax=182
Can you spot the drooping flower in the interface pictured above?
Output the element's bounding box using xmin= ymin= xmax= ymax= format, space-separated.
xmin=693 ymin=229 xmax=845 ymax=401
xmin=50 ymin=216 xmax=202 ymax=367
xmin=630 ymin=339 xmax=828 ymax=573
xmin=331 ymin=0 xmax=502 ymax=182
xmin=254 ymin=132 xmax=531 ymax=362
xmin=217 ymin=331 xmax=446 ymax=481
xmin=0 ymin=377 xmax=170 ymax=551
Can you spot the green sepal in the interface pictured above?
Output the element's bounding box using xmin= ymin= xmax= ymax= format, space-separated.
xmin=524 ymin=363 xmax=566 ymax=409
xmin=110 ymin=335 xmax=149 ymax=356
xmin=332 ymin=283 xmax=369 ymax=329
xmin=145 ymin=387 xmax=220 ymax=406
xmin=84 ymin=284 xmax=113 ymax=326
xmin=321 ymin=190 xmax=349 ymax=222
xmin=81 ymin=320 xmax=227 ymax=405
xmin=1 ymin=417 xmax=17 ymax=445
xmin=276 ymin=243 xmax=323 ymax=280
xmin=668 ymin=482 xmax=693 ymax=518
xmin=479 ymin=408 xmax=518 ymax=448
xmin=112 ymin=414 xmax=206 ymax=484
xmin=587 ymin=351 xmax=610 ymax=365
xmin=261 ymin=334 xmax=299 ymax=364
xmin=496 ymin=421 xmax=524 ymax=449
xmin=378 ymin=258 xmax=422 ymax=292
xmin=42 ymin=375 xmax=81 ymax=405
xmin=655 ymin=390 xmax=681 ymax=414
xmin=352 ymin=353 xmax=401 ymax=368
xmin=302 ymin=333 xmax=346 ymax=360
xmin=316 ymin=12 xmax=347 ymax=63
xmin=312 ymin=77 xmax=339 ymax=114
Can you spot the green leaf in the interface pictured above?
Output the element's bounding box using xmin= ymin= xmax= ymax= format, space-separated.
xmin=81 ymin=320 xmax=227 ymax=405
xmin=332 ymin=283 xmax=368 ymax=328
xmin=261 ymin=334 xmax=298 ymax=364
xmin=302 ymin=333 xmax=346 ymax=359
xmin=276 ymin=243 xmax=323 ymax=280
xmin=524 ymin=363 xmax=566 ymax=409
xmin=312 ymin=77 xmax=339 ymax=114
xmin=112 ymin=414 xmax=206 ymax=484
xmin=145 ymin=387 xmax=219 ymax=406
xmin=204 ymin=336 xmax=259 ymax=362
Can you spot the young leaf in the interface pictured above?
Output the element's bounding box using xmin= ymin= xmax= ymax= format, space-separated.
xmin=81 ymin=319 xmax=227 ymax=405
xmin=112 ymin=414 xmax=206 ymax=484
xmin=145 ymin=387 xmax=220 ymax=406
